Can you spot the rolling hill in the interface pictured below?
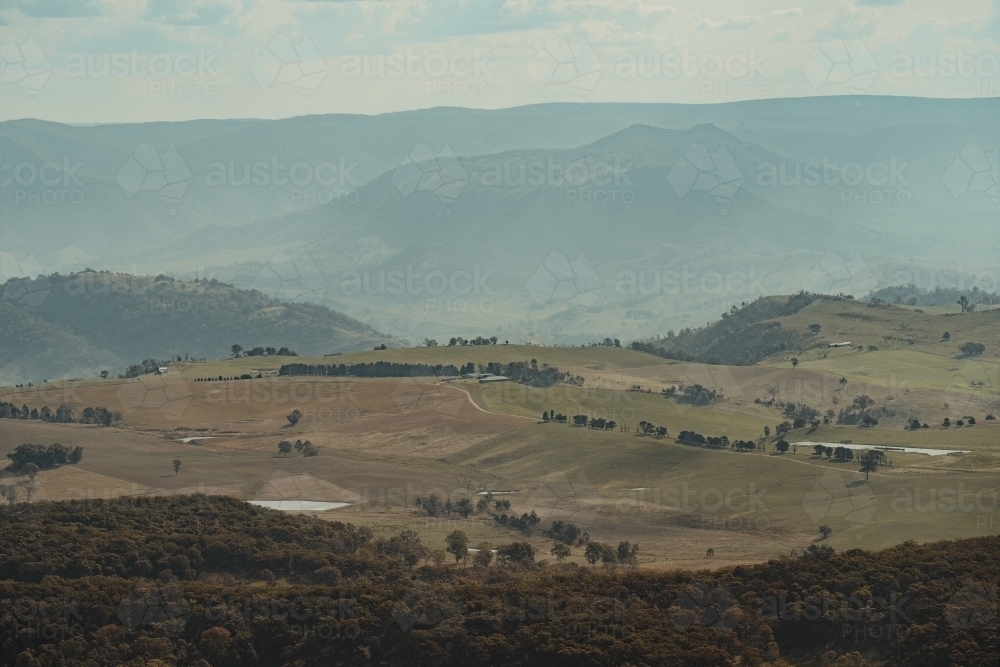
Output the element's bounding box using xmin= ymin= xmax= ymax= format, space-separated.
xmin=0 ymin=271 xmax=394 ymax=383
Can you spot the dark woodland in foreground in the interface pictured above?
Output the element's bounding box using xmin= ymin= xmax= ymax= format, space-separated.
xmin=1 ymin=496 xmax=997 ymax=667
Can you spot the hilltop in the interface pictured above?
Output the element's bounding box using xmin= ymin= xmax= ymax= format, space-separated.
xmin=635 ymin=292 xmax=1000 ymax=367
xmin=0 ymin=271 xmax=394 ymax=384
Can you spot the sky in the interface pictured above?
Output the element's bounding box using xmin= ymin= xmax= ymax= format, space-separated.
xmin=0 ymin=0 xmax=998 ymax=123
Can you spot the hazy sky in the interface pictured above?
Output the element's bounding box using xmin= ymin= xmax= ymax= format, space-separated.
xmin=1 ymin=0 xmax=998 ymax=123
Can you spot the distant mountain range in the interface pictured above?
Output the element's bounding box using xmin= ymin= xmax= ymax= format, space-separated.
xmin=2 ymin=98 xmax=997 ymax=346
xmin=0 ymin=272 xmax=392 ymax=383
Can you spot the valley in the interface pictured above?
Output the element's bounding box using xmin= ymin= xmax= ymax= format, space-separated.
xmin=3 ymin=295 xmax=997 ymax=573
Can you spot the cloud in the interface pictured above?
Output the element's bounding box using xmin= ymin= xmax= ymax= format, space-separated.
xmin=771 ymin=29 xmax=797 ymax=42
xmin=17 ymin=0 xmax=105 ymax=17
xmin=142 ymin=0 xmax=248 ymax=26
xmin=856 ymin=0 xmax=904 ymax=5
xmin=768 ymin=8 xmax=804 ymax=18
xmin=697 ymin=15 xmax=763 ymax=31
xmin=811 ymin=0 xmax=880 ymax=39
xmin=695 ymin=7 xmax=800 ymax=31
xmin=614 ymin=0 xmax=678 ymax=19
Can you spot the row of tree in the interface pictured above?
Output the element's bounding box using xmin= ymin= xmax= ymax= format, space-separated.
xmin=677 ymin=432 xmax=764 ymax=452
xmin=230 ymin=344 xmax=297 ymax=357
xmin=811 ymin=445 xmax=885 ymax=478
xmin=423 ymin=336 xmax=504 ymax=347
xmin=0 ymin=402 xmax=120 ymax=426
xmin=277 ymin=439 xmax=317 ymax=457
xmin=280 ymin=361 xmax=461 ymax=377
xmin=663 ymin=383 xmax=722 ymax=405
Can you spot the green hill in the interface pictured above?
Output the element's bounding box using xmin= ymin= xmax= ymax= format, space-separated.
xmin=0 ymin=271 xmax=394 ymax=384
xmin=634 ymin=292 xmax=1000 ymax=367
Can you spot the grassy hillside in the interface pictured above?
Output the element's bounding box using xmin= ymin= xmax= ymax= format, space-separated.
xmin=639 ymin=292 xmax=1000 ymax=367
xmin=0 ymin=271 xmax=394 ymax=384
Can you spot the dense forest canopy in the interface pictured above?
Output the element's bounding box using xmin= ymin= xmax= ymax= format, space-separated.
xmin=0 ymin=496 xmax=996 ymax=666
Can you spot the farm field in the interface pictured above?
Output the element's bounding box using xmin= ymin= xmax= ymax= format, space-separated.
xmin=2 ymin=301 xmax=999 ymax=570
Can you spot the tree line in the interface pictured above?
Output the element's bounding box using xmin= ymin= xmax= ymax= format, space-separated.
xmin=279 ymin=360 xmax=580 ymax=387
xmin=230 ymin=344 xmax=297 ymax=358
xmin=280 ymin=361 xmax=462 ymax=377
xmin=0 ymin=402 xmax=120 ymax=426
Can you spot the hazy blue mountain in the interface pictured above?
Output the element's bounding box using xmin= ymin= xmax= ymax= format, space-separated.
xmin=2 ymin=97 xmax=997 ymax=268
xmin=2 ymin=98 xmax=997 ymax=345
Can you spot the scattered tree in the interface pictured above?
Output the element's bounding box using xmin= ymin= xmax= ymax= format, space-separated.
xmin=551 ymin=542 xmax=572 ymax=561
xmin=859 ymin=450 xmax=880 ymax=479
xmin=496 ymin=542 xmax=535 ymax=567
xmin=172 ymin=459 xmax=181 ymax=475
xmin=416 ymin=494 xmax=444 ymax=517
xmin=617 ymin=540 xmax=640 ymax=566
xmin=286 ymin=409 xmax=302 ymax=426
xmin=278 ymin=441 xmax=293 ymax=457
xmin=775 ymin=440 xmax=790 ymax=454
xmin=833 ymin=446 xmax=854 ymax=461
xmin=445 ymin=530 xmax=469 ymax=563
xmin=454 ymin=497 xmax=474 ymax=518
xmin=819 ymin=525 xmax=833 ymax=540
xmin=472 ymin=543 xmax=493 ymax=567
